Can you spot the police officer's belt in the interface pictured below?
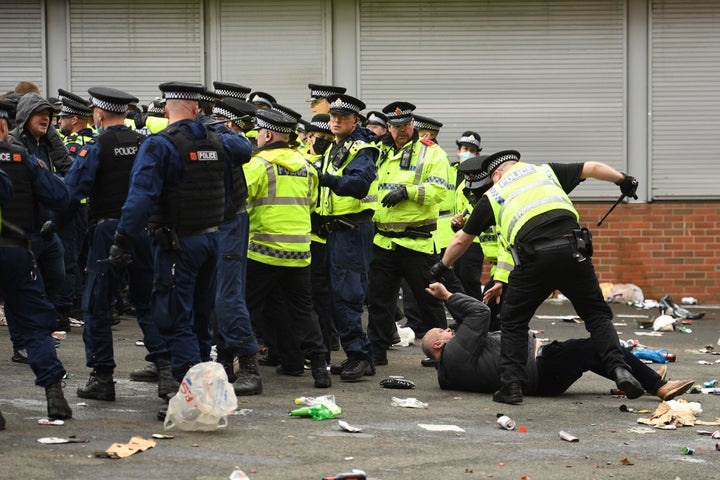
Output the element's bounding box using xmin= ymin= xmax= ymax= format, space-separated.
xmin=377 ymin=223 xmax=436 ymax=239
xmin=177 ymin=226 xmax=218 ymax=237
xmin=520 ymin=236 xmax=572 ymax=253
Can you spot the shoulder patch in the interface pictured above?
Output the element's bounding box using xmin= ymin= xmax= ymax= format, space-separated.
xmin=69 ymin=145 xmax=77 ymax=153
xmin=420 ymin=137 xmax=436 ymax=146
xmin=79 ymin=148 xmax=89 ymax=158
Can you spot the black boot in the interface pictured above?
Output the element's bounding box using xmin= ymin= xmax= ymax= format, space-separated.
xmin=156 ymin=358 xmax=179 ymax=401
xmin=493 ymin=383 xmax=523 ymax=405
xmin=129 ymin=362 xmax=159 ymax=382
xmin=613 ymin=367 xmax=644 ymax=399
xmin=77 ymin=371 xmax=115 ymax=401
xmin=233 ymin=354 xmax=263 ymax=396
xmin=46 ymin=382 xmax=73 ymax=419
xmin=310 ymin=355 xmax=331 ymax=388
xmin=216 ymin=348 xmax=237 ymax=383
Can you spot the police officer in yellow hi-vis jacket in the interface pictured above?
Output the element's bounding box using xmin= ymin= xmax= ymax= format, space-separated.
xmin=433 ymin=150 xmax=642 ymax=405
xmin=316 ymin=94 xmax=378 ymax=382
xmin=367 ymin=101 xmax=450 ymax=366
xmin=243 ymin=108 xmax=331 ymax=389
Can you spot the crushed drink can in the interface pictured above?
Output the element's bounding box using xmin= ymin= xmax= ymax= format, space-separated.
xmin=558 ymin=430 xmax=579 ymax=442
xmin=681 ymin=447 xmax=695 ymax=455
xmin=496 ymin=414 xmax=515 ymax=430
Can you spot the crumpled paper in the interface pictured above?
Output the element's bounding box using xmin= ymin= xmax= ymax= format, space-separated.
xmin=637 ymin=400 xmax=702 ymax=427
xmin=95 ymin=436 xmax=156 ymax=458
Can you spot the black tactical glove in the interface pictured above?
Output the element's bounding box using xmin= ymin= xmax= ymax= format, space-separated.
xmin=105 ymin=232 xmax=133 ymax=267
xmin=616 ymin=173 xmax=638 ymax=200
xmin=319 ymin=173 xmax=336 ymax=188
xmin=429 ymin=260 xmax=450 ymax=282
xmin=380 ymin=186 xmax=408 ymax=208
xmin=40 ymin=220 xmax=57 ymax=241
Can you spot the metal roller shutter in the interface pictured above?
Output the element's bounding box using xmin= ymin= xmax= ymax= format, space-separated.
xmin=68 ymin=0 xmax=203 ymax=105
xmin=216 ymin=0 xmax=329 ymax=118
xmin=0 ymin=0 xmax=44 ymax=93
xmin=359 ymin=0 xmax=626 ymax=199
xmin=650 ymin=0 xmax=720 ymax=199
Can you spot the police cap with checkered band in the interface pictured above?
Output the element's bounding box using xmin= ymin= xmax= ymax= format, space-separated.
xmin=213 ymin=97 xmax=257 ymax=129
xmin=307 ymin=114 xmax=332 ymax=135
xmin=456 ymin=131 xmax=482 ymax=151
xmin=458 ymin=155 xmax=490 ymax=189
xmin=481 ymin=150 xmax=521 ymax=176
xmin=58 ymin=97 xmax=93 ymax=118
xmin=213 ymin=81 xmax=251 ymax=101
xmin=248 ymin=91 xmax=277 ymax=109
xmin=413 ymin=114 xmax=443 ymax=132
xmin=326 ymin=94 xmax=366 ymax=116
xmin=307 ymin=83 xmax=347 ymax=102
xmin=255 ymin=108 xmax=296 ymax=134
xmin=88 ymin=87 xmax=139 ymax=113
xmin=382 ymin=101 xmax=416 ymax=126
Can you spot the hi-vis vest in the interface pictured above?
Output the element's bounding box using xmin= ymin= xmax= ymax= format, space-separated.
xmin=374 ymin=137 xmax=450 ymax=254
xmin=244 ymin=148 xmax=318 ymax=267
xmin=319 ymin=138 xmax=378 ymax=216
xmin=486 ymin=162 xmax=578 ymax=245
xmin=433 ymin=158 xmax=458 ymax=251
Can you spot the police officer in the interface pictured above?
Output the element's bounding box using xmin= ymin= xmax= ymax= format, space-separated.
xmin=0 ymin=98 xmax=72 ymax=421
xmin=316 ymin=94 xmax=378 ymax=381
xmin=307 ymin=83 xmax=347 ymax=115
xmin=55 ymin=92 xmax=94 ymax=327
xmin=243 ymin=108 xmax=331 ymax=389
xmin=367 ymin=101 xmax=450 ymax=365
xmin=213 ymin=81 xmax=252 ymax=101
xmin=61 ymin=87 xmax=170 ymax=401
xmin=365 ymin=111 xmax=388 ymax=141
xmin=433 ymin=150 xmax=643 ymax=404
xmin=109 ymin=82 xmax=248 ymax=385
xmin=207 ymin=97 xmax=260 ymax=396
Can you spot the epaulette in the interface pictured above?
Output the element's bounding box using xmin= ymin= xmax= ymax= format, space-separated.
xmin=420 ymin=137 xmax=436 ymax=146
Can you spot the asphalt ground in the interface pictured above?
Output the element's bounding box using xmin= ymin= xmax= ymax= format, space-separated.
xmin=1 ymin=299 xmax=719 ymax=480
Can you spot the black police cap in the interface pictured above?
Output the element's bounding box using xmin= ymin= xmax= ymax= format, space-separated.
xmin=88 ymin=87 xmax=138 ymax=113
xmin=481 ymin=150 xmax=522 ymax=176
xmin=255 ymin=108 xmax=296 ymax=134
xmin=307 ymin=83 xmax=347 ymax=101
xmin=272 ymin=103 xmax=302 ymax=123
xmin=213 ymin=81 xmax=251 ymax=100
xmin=248 ymin=91 xmax=277 ymax=108
xmin=158 ymin=82 xmax=205 ymax=101
xmin=382 ymin=101 xmax=416 ymax=126
xmin=326 ymin=94 xmax=365 ymax=116
xmin=413 ymin=114 xmax=443 ymax=131
xmin=58 ymin=88 xmax=91 ymax=107
xmin=456 ymin=131 xmax=482 ymax=151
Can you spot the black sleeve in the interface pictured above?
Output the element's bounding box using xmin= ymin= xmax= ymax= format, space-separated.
xmin=462 ymin=196 xmax=494 ymax=236
xmin=548 ymin=162 xmax=585 ymax=194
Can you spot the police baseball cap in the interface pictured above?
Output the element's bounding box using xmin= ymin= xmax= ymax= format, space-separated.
xmin=307 ymin=114 xmax=332 ymax=135
xmin=413 ymin=114 xmax=443 ymax=132
xmin=248 ymin=91 xmax=276 ymax=108
xmin=255 ymin=108 xmax=296 ymax=134
xmin=456 ymin=131 xmax=482 ymax=151
xmin=326 ymin=94 xmax=365 ymax=116
xmin=458 ymin=155 xmax=490 ymax=189
xmin=307 ymin=83 xmax=347 ymax=102
xmin=58 ymin=97 xmax=93 ymax=118
xmin=213 ymin=97 xmax=257 ymax=130
xmin=158 ymin=82 xmax=205 ymax=101
xmin=213 ymin=81 xmax=251 ymax=100
xmin=382 ymin=101 xmax=416 ymax=126
xmin=481 ymin=150 xmax=521 ymax=176
xmin=88 ymin=87 xmax=138 ymax=113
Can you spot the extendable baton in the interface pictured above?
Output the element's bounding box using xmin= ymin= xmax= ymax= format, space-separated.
xmin=596 ymin=194 xmax=625 ymax=227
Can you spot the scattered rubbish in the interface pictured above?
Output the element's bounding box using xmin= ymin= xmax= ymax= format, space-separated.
xmin=652 ymin=315 xmax=676 ymax=332
xmin=395 ymin=322 xmax=415 ymax=347
xmin=619 ymin=457 xmax=634 ymax=465
xmin=696 ymin=430 xmax=716 ymax=435
xmin=418 ymin=424 xmax=465 ymax=432
xmin=713 ymin=431 xmax=720 ymax=439
xmin=534 ymin=315 xmax=580 ymax=321
xmin=611 ymin=388 xmax=625 ymax=396
xmin=289 ymin=404 xmax=340 ymax=421
xmin=37 ymin=418 xmax=65 ymax=426
xmin=379 ymin=377 xmax=415 ymax=389
xmin=229 ymin=470 xmax=250 ymax=480
xmin=94 ymin=436 xmax=156 ymax=459
xmin=677 ymin=326 xmax=693 ymax=334
xmin=230 ymin=409 xmax=253 ymax=416
xmin=682 ymin=297 xmax=698 ymax=305
xmin=659 ymin=294 xmax=705 ymax=320
xmin=656 ymin=425 xmax=677 ymax=430
xmin=134 ymin=340 xmax=145 ymax=347
xmin=634 ymin=331 xmax=664 ymax=337
xmin=628 ymin=426 xmax=656 ymax=434
xmin=620 ymin=339 xmax=640 ymax=350
xmin=151 ymin=433 xmax=174 ymax=439
xmin=496 ymin=414 xmax=515 ymax=430
xmin=704 ymin=380 xmax=718 ymax=388
xmin=681 ymin=447 xmax=695 ymax=455
xmin=338 ymin=420 xmax=362 ymax=433
xmin=602 ymin=282 xmax=644 ymax=304
xmin=517 ymin=426 xmax=528 ymax=433
xmin=619 ymin=405 xmax=649 ymax=413
xmin=391 ymin=397 xmax=428 ymax=408
xmin=637 ymin=400 xmax=702 ymax=427
xmin=322 ymin=469 xmax=366 ymax=480
xmin=558 ymin=430 xmax=579 ymax=442
xmin=290 ymin=395 xmax=343 ymax=420
xmin=698 ymin=361 xmax=713 ymax=365
xmin=633 ymin=348 xmax=670 ymax=364
xmin=164 ymin=361 xmax=238 ymax=431
xmin=37 ymin=436 xmax=89 ymax=444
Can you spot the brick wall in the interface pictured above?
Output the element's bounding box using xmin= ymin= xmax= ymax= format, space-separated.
xmin=480 ymin=201 xmax=720 ymax=304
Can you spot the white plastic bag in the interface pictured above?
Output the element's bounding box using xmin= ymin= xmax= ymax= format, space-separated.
xmin=164 ymin=361 xmax=238 ymax=431
xmin=395 ymin=322 xmax=415 ymax=347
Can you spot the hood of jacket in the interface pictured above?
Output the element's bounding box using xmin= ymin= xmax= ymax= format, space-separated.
xmin=12 ymin=93 xmax=55 ymax=135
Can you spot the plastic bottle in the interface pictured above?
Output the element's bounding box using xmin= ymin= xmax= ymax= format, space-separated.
xmin=632 ymin=348 xmax=669 ymax=363
xmin=288 ymin=404 xmax=338 ymax=420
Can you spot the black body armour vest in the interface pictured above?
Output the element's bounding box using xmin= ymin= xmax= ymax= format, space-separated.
xmin=89 ymin=129 xmax=145 ymax=223
xmin=0 ymin=143 xmax=37 ymax=235
xmin=149 ymin=126 xmax=226 ymax=232
xmin=225 ymin=161 xmax=249 ymax=220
